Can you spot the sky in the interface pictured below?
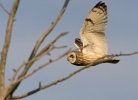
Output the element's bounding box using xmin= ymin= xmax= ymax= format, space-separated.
xmin=0 ymin=0 xmax=138 ymax=100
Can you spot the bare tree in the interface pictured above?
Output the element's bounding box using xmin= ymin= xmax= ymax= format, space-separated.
xmin=0 ymin=0 xmax=138 ymax=100
xmin=0 ymin=0 xmax=70 ymax=99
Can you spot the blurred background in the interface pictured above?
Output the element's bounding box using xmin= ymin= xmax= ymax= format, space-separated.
xmin=0 ymin=0 xmax=138 ymax=100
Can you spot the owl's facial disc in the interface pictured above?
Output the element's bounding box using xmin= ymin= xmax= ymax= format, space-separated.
xmin=67 ymin=52 xmax=77 ymax=63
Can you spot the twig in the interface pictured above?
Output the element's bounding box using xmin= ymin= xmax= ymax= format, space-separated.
xmin=10 ymin=62 xmax=25 ymax=84
xmin=108 ymin=52 xmax=138 ymax=57
xmin=53 ymin=45 xmax=67 ymax=49
xmin=0 ymin=2 xmax=10 ymax=14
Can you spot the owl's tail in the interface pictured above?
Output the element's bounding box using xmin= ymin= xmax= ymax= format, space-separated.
xmin=103 ymin=57 xmax=120 ymax=64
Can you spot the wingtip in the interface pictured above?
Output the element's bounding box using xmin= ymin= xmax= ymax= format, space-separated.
xmin=94 ymin=1 xmax=107 ymax=11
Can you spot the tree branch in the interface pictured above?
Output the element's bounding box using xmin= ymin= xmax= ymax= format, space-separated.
xmin=9 ymin=32 xmax=68 ymax=83
xmin=53 ymin=45 xmax=67 ymax=49
xmin=35 ymin=32 xmax=68 ymax=57
xmin=11 ymin=51 xmax=138 ymax=99
xmin=0 ymin=2 xmax=10 ymax=15
xmin=11 ymin=49 xmax=71 ymax=99
xmin=6 ymin=32 xmax=69 ymax=99
xmin=9 ymin=44 xmax=55 ymax=86
xmin=10 ymin=49 xmax=71 ymax=87
xmin=108 ymin=52 xmax=138 ymax=57
xmin=0 ymin=0 xmax=20 ymax=99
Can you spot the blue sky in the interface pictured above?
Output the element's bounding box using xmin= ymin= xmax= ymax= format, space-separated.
xmin=0 ymin=0 xmax=138 ymax=100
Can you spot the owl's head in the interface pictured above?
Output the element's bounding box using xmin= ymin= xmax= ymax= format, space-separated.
xmin=67 ymin=52 xmax=77 ymax=63
xmin=67 ymin=51 xmax=82 ymax=66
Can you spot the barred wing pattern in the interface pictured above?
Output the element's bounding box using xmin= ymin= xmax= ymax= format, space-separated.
xmin=80 ymin=1 xmax=108 ymax=55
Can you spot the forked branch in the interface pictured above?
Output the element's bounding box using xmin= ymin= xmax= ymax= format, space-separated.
xmin=8 ymin=32 xmax=68 ymax=85
xmin=10 ymin=49 xmax=71 ymax=87
xmin=11 ymin=49 xmax=71 ymax=99
xmin=35 ymin=32 xmax=68 ymax=57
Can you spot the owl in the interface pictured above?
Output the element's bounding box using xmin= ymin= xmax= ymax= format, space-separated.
xmin=67 ymin=1 xmax=120 ymax=66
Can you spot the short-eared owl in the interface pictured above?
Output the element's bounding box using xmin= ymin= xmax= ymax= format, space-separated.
xmin=67 ymin=1 xmax=119 ymax=66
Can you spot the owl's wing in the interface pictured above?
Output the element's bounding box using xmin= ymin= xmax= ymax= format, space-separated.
xmin=74 ymin=38 xmax=83 ymax=51
xmin=80 ymin=1 xmax=108 ymax=55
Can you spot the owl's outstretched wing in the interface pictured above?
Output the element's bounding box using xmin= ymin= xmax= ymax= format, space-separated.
xmin=80 ymin=1 xmax=108 ymax=55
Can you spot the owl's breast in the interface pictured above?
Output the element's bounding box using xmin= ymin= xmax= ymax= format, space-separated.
xmin=73 ymin=52 xmax=98 ymax=66
xmin=78 ymin=52 xmax=105 ymax=65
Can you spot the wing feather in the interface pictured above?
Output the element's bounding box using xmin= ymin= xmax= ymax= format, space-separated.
xmin=80 ymin=1 xmax=108 ymax=55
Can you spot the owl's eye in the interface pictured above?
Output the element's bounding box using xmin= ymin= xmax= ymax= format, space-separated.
xmin=70 ymin=54 xmax=74 ymax=58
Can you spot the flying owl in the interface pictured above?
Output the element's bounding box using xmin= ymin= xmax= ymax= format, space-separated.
xmin=67 ymin=1 xmax=120 ymax=66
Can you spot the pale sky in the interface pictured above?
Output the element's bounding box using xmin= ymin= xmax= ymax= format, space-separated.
xmin=0 ymin=0 xmax=138 ymax=100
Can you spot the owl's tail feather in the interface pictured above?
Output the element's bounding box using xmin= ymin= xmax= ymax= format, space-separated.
xmin=104 ymin=57 xmax=120 ymax=64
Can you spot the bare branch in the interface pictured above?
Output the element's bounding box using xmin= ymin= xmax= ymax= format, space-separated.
xmin=10 ymin=62 xmax=26 ymax=84
xmin=53 ymin=45 xmax=67 ymax=49
xmin=108 ymin=52 xmax=138 ymax=57
xmin=8 ymin=32 xmax=68 ymax=94
xmin=11 ymin=82 xmax=42 ymax=99
xmin=10 ymin=49 xmax=71 ymax=87
xmin=6 ymin=45 xmax=55 ymax=99
xmin=10 ymin=58 xmax=99 ymax=99
xmin=10 ymin=48 xmax=71 ymax=99
xmin=27 ymin=0 xmax=70 ymax=61
xmin=36 ymin=32 xmax=68 ymax=57
xmin=11 ymin=51 xmax=138 ymax=99
xmin=0 ymin=0 xmax=20 ymax=98
xmin=9 ymin=44 xmax=55 ymax=86
xmin=0 ymin=2 xmax=10 ymax=14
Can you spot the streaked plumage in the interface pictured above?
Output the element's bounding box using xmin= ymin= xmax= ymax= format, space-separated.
xmin=67 ymin=1 xmax=119 ymax=66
